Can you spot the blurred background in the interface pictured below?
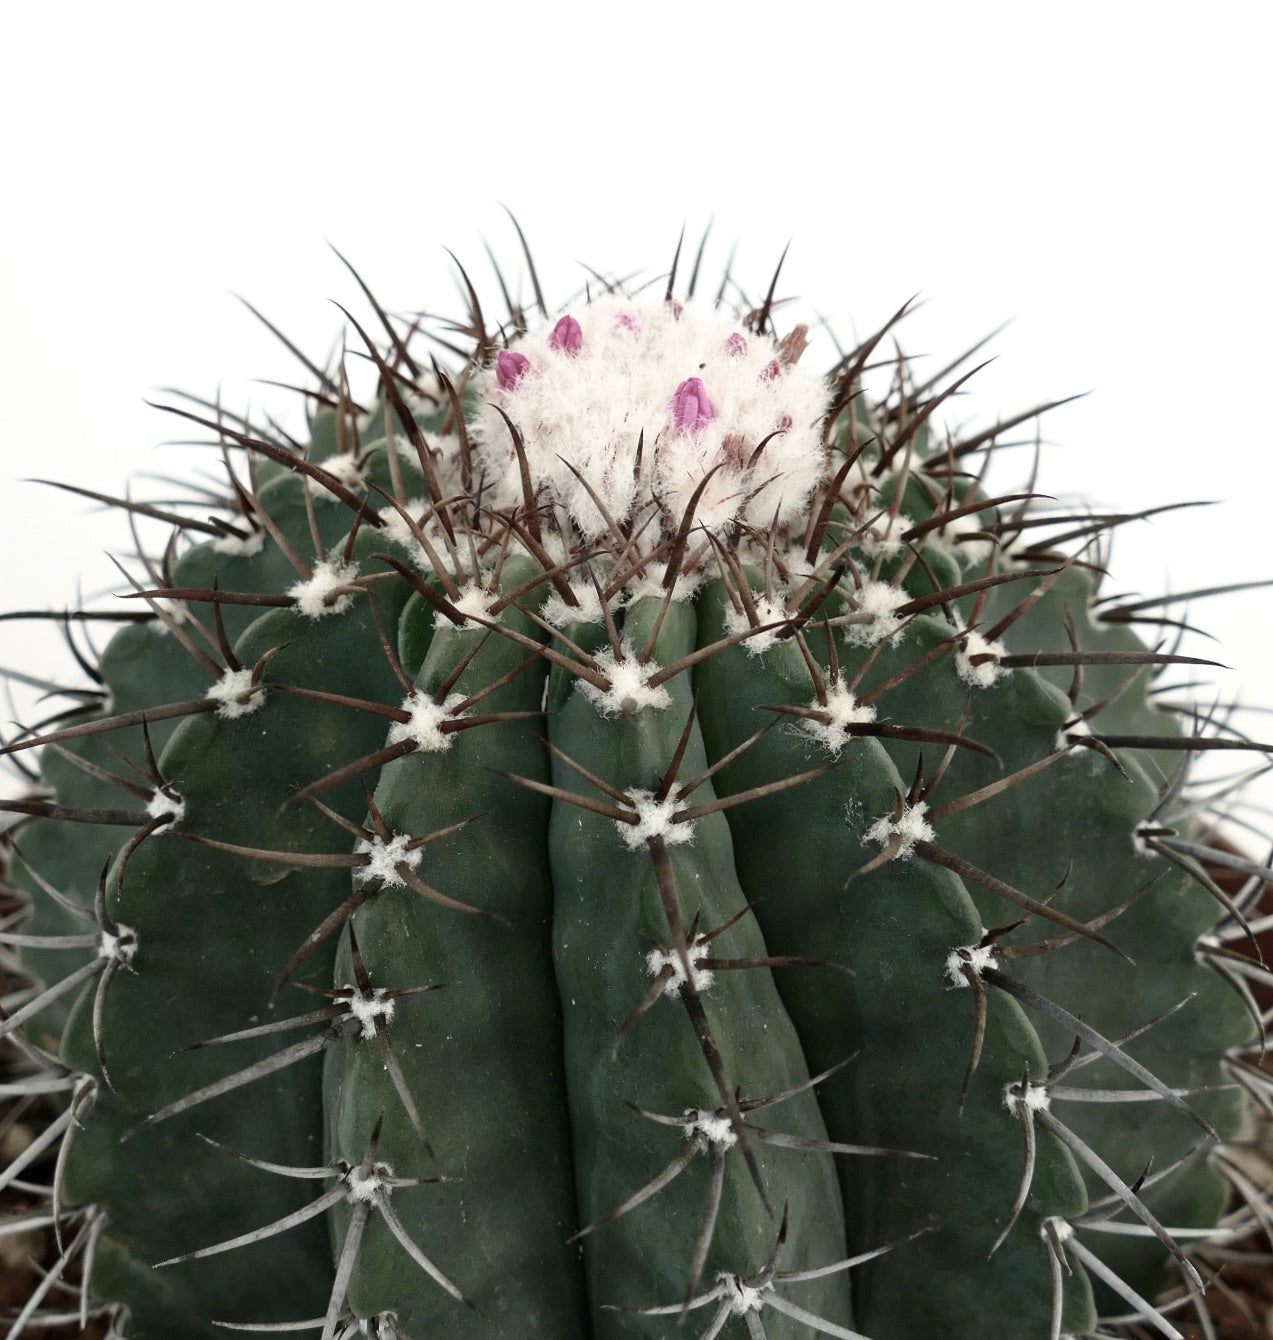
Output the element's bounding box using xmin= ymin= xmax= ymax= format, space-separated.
xmin=2 ymin=1 xmax=1270 ymax=830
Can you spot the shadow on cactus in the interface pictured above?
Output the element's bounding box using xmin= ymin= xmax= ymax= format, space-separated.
xmin=2 ymin=228 xmax=1272 ymax=1340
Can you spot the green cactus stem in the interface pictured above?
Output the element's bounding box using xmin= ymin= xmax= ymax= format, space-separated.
xmin=1 ymin=235 xmax=1271 ymax=1340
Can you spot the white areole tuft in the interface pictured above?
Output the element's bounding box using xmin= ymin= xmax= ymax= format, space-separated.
xmin=801 ymin=681 xmax=878 ymax=755
xmin=386 ymin=691 xmax=467 ymax=752
xmin=286 ymin=558 xmax=360 ymax=618
xmin=843 ymin=581 xmax=909 ymax=647
xmin=206 ymin=667 xmax=265 ymax=719
xmin=954 ymin=627 xmax=1008 ymax=688
xmin=864 ymin=799 xmax=934 ymax=859
xmin=579 ymin=645 xmax=672 ymax=718
xmin=355 ymin=832 xmax=423 ymax=887
xmin=618 ymin=789 xmax=694 ymax=850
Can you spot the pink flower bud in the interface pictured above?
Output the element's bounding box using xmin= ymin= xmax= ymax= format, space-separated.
xmin=760 ymin=359 xmax=781 ymax=382
xmin=670 ymin=377 xmax=716 ymax=435
xmin=496 ymin=350 xmax=531 ymax=391
xmin=726 ymin=332 xmax=748 ymax=358
xmin=548 ymin=315 xmax=582 ymax=356
xmin=614 ymin=313 xmax=641 ymax=336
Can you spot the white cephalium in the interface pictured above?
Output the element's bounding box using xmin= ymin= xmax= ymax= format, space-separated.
xmin=471 ymin=295 xmax=830 ymax=554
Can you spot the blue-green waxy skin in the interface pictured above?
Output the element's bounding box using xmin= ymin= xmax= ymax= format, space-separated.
xmin=547 ymin=596 xmax=854 ymax=1338
xmin=692 ymin=582 xmax=1095 ymax=1338
xmin=54 ymin=569 xmax=415 ymax=1337
xmin=9 ymin=468 xmax=336 ymax=1031
xmin=325 ymin=565 xmax=589 ymax=1336
xmin=10 ymin=435 xmax=417 ymax=1023
xmin=836 ymin=598 xmax=1252 ymax=1303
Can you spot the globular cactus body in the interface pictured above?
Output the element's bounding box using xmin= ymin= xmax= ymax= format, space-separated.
xmin=1 ymin=243 xmax=1269 ymax=1340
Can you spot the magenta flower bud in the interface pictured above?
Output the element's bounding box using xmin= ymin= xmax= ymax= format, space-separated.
xmin=496 ymin=349 xmax=531 ymax=391
xmin=726 ymin=332 xmax=748 ymax=358
xmin=614 ymin=313 xmax=642 ymax=336
xmin=760 ymin=358 xmax=781 ymax=382
xmin=548 ymin=315 xmax=582 ymax=356
xmin=670 ymin=377 xmax=716 ymax=435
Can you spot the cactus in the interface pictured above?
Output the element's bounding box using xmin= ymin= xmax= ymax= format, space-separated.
xmin=1 ymin=235 xmax=1270 ymax=1340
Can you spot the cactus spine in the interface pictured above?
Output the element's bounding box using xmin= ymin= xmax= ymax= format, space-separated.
xmin=1 ymin=238 xmax=1270 ymax=1340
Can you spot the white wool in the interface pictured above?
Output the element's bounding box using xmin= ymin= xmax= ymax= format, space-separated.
xmin=617 ymin=788 xmax=695 ymax=850
xmin=843 ymin=581 xmax=909 ymax=647
xmin=152 ymin=597 xmax=190 ymax=629
xmin=800 ymin=681 xmax=877 ymax=755
xmin=470 ymin=294 xmax=829 ymax=555
xmin=441 ymin=582 xmax=498 ymax=630
xmin=378 ymin=498 xmax=429 ymax=551
xmin=346 ymin=1165 xmax=386 ymax=1204
xmin=578 ymin=645 xmax=672 ymax=717
xmin=146 ymin=788 xmax=186 ymax=826
xmin=864 ymin=800 xmax=934 ymax=859
xmin=286 ymin=559 xmax=359 ymax=618
xmin=724 ymin=1276 xmax=767 ymax=1315
xmin=1058 ymin=715 xmax=1093 ymax=753
xmin=622 ymin=565 xmax=703 ymax=606
xmin=386 ymin=691 xmax=466 ymax=752
xmin=377 ymin=501 xmax=471 ymax=581
xmin=1005 ymin=1081 xmax=1052 ymax=1116
xmin=206 ymin=666 xmax=265 ymax=719
xmin=210 ymin=526 xmax=266 ymax=557
xmin=723 ymin=592 xmax=791 ymax=655
xmin=954 ymin=627 xmax=1009 ymax=688
xmin=923 ymin=507 xmax=996 ymax=569
xmin=317 ymin=454 xmax=367 ymax=495
xmin=682 ymin=1109 xmax=737 ymax=1149
xmin=856 ymin=510 xmax=913 ymax=560
xmin=1046 ymin=1217 xmax=1074 ymax=1244
xmin=345 ymin=985 xmax=395 ymax=1040
xmin=355 ymin=832 xmax=423 ymax=887
xmin=541 ymin=580 xmax=610 ymax=628
xmin=944 ymin=939 xmax=1000 ymax=988
xmin=645 ymin=937 xmax=714 ymax=995
xmin=98 ymin=923 xmax=137 ymax=966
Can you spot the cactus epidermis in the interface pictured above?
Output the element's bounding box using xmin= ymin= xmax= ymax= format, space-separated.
xmin=1 ymin=240 xmax=1271 ymax=1340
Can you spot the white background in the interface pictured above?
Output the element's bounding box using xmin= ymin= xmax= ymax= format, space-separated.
xmin=2 ymin=2 xmax=1270 ymax=833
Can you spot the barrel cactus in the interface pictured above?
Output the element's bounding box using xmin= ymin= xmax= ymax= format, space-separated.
xmin=1 ymin=236 xmax=1270 ymax=1340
